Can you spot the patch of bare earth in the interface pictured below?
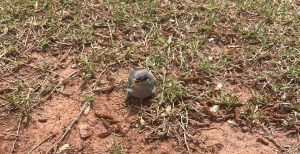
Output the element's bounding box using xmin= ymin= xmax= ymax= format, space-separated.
xmin=199 ymin=123 xmax=298 ymax=154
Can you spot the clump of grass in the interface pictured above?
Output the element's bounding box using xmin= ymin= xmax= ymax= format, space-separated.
xmin=288 ymin=64 xmax=300 ymax=81
xmin=113 ymin=3 xmax=130 ymax=25
xmin=246 ymin=102 xmax=266 ymax=122
xmin=196 ymin=56 xmax=214 ymax=76
xmin=157 ymin=73 xmax=185 ymax=106
xmin=111 ymin=143 xmax=123 ymax=154
xmin=295 ymin=103 xmax=300 ymax=113
xmin=4 ymin=81 xmax=32 ymax=123
xmin=248 ymin=89 xmax=272 ymax=105
xmin=39 ymin=60 xmax=50 ymax=71
xmin=145 ymin=52 xmax=168 ymax=69
xmin=111 ymin=134 xmax=124 ymax=154
xmin=6 ymin=44 xmax=19 ymax=57
xmin=123 ymin=46 xmax=136 ymax=61
xmin=213 ymin=92 xmax=240 ymax=110
xmin=38 ymin=38 xmax=50 ymax=49
xmin=218 ymin=54 xmax=233 ymax=68
xmin=83 ymin=94 xmax=95 ymax=103
xmin=78 ymin=55 xmax=95 ymax=79
xmin=83 ymin=94 xmax=95 ymax=108
xmin=2 ymin=73 xmax=61 ymax=124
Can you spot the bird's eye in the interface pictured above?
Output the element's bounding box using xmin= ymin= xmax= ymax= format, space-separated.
xmin=134 ymin=80 xmax=140 ymax=84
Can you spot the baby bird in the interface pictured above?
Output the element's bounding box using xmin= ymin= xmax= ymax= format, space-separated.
xmin=125 ymin=68 xmax=155 ymax=105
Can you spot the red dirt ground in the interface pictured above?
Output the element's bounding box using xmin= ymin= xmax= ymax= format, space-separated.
xmin=0 ymin=47 xmax=299 ymax=154
xmin=1 ymin=63 xmax=298 ymax=154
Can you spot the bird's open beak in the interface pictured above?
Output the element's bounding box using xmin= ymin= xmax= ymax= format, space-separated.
xmin=133 ymin=79 xmax=140 ymax=85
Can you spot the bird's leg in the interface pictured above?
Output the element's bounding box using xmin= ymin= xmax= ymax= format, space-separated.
xmin=124 ymin=92 xmax=130 ymax=106
xmin=139 ymin=98 xmax=143 ymax=108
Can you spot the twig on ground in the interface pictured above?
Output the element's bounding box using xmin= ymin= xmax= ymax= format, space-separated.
xmin=0 ymin=77 xmax=16 ymax=83
xmin=0 ymin=132 xmax=20 ymax=137
xmin=46 ymin=101 xmax=90 ymax=154
xmin=107 ymin=20 xmax=114 ymax=43
xmin=0 ymin=51 xmax=7 ymax=59
xmin=178 ymin=77 xmax=204 ymax=83
xmin=256 ymin=137 xmax=269 ymax=146
xmin=27 ymin=133 xmax=56 ymax=154
xmin=198 ymin=127 xmax=224 ymax=131
xmin=31 ymin=80 xmax=62 ymax=109
xmin=92 ymin=62 xmax=117 ymax=91
xmin=81 ymin=62 xmax=116 ymax=91
xmin=66 ymin=70 xmax=80 ymax=79
xmin=93 ymin=85 xmax=115 ymax=94
xmin=264 ymin=136 xmax=285 ymax=151
xmin=260 ymin=124 xmax=289 ymax=153
xmin=11 ymin=116 xmax=22 ymax=154
xmin=179 ymin=112 xmax=190 ymax=153
xmin=95 ymin=112 xmax=120 ymax=124
xmin=1 ymin=57 xmax=65 ymax=78
xmin=99 ymin=62 xmax=117 ymax=79
xmin=96 ymin=112 xmax=126 ymax=138
xmin=158 ymin=68 xmax=167 ymax=106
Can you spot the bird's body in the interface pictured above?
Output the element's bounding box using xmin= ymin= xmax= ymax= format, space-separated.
xmin=125 ymin=68 xmax=155 ymax=105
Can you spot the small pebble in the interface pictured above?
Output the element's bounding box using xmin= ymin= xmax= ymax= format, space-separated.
xmin=79 ymin=124 xmax=93 ymax=140
xmin=38 ymin=117 xmax=48 ymax=123
xmin=71 ymin=64 xmax=77 ymax=68
xmin=256 ymin=138 xmax=269 ymax=146
xmin=241 ymin=126 xmax=249 ymax=132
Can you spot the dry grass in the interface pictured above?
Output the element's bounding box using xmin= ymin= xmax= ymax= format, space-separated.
xmin=0 ymin=0 xmax=299 ymax=153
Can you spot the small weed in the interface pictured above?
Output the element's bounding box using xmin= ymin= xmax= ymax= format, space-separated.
xmin=113 ymin=3 xmax=129 ymax=25
xmin=145 ymin=50 xmax=168 ymax=69
xmin=157 ymin=72 xmax=184 ymax=106
xmin=124 ymin=47 xmax=135 ymax=60
xmin=4 ymin=81 xmax=32 ymax=122
xmin=39 ymin=60 xmax=50 ymax=71
xmin=285 ymin=114 xmax=298 ymax=126
xmin=248 ymin=89 xmax=271 ymax=105
xmin=247 ymin=103 xmax=266 ymax=122
xmin=111 ymin=133 xmax=123 ymax=154
xmin=83 ymin=94 xmax=95 ymax=103
xmin=213 ymin=92 xmax=240 ymax=109
xmin=295 ymin=103 xmax=300 ymax=113
xmin=90 ymin=50 xmax=102 ymax=63
xmin=60 ymin=0 xmax=76 ymax=5
xmin=111 ymin=143 xmax=123 ymax=154
xmin=78 ymin=55 xmax=95 ymax=78
xmin=6 ymin=44 xmax=19 ymax=57
xmin=279 ymin=49 xmax=298 ymax=59
xmin=38 ymin=38 xmax=50 ymax=48
xmin=196 ymin=57 xmax=214 ymax=76
xmin=218 ymin=54 xmax=233 ymax=68
xmin=192 ymin=39 xmax=204 ymax=50
xmin=11 ymin=61 xmax=23 ymax=72
xmin=288 ymin=64 xmax=300 ymax=81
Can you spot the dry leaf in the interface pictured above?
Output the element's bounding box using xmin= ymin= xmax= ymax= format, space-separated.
xmin=83 ymin=102 xmax=91 ymax=115
xmin=166 ymin=105 xmax=172 ymax=115
xmin=57 ymin=144 xmax=69 ymax=153
xmin=210 ymin=105 xmax=219 ymax=113
xmin=215 ymin=83 xmax=223 ymax=90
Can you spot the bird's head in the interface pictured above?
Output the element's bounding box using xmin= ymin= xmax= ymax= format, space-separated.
xmin=132 ymin=74 xmax=151 ymax=86
xmin=130 ymin=69 xmax=155 ymax=88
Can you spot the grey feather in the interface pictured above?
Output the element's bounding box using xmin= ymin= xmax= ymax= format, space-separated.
xmin=126 ymin=68 xmax=155 ymax=100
